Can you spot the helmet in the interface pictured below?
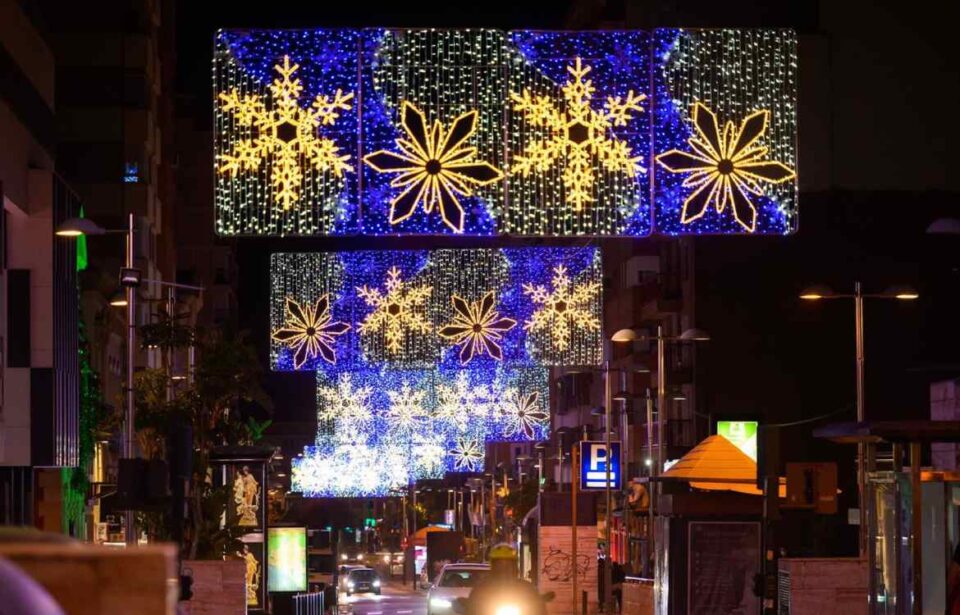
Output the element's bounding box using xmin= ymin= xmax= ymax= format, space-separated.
xmin=488 ymin=543 xmax=518 ymax=561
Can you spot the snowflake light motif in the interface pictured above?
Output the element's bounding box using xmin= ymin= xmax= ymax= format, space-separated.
xmin=218 ymin=55 xmax=354 ymax=211
xmin=655 ymin=102 xmax=796 ymax=232
xmin=357 ymin=266 xmax=433 ymax=354
xmin=435 ymin=372 xmax=495 ymax=432
xmin=523 ymin=264 xmax=601 ymax=353
xmin=271 ymin=295 xmax=350 ymax=369
xmin=450 ymin=437 xmax=485 ymax=472
xmin=438 ymin=291 xmax=517 ymax=364
xmin=385 ymin=382 xmax=428 ymax=436
xmin=317 ymin=374 xmax=374 ymax=439
xmin=510 ymin=57 xmax=646 ymax=210
xmin=364 ymin=101 xmax=503 ymax=233
xmin=412 ymin=433 xmax=447 ymax=477
xmin=501 ymin=389 xmax=548 ymax=440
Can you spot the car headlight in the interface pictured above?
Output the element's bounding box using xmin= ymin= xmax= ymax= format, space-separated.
xmin=384 ymin=555 xmax=391 ymax=564
xmin=373 ymin=579 xmax=381 ymax=587
xmin=358 ymin=553 xmax=364 ymax=561
xmin=347 ymin=582 xmax=355 ymax=589
xmin=494 ymin=605 xmax=520 ymax=615
xmin=341 ymin=554 xmax=348 ymax=561
xmin=430 ymin=598 xmax=453 ymax=609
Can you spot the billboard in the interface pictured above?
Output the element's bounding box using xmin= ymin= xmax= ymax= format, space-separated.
xmin=716 ymin=420 xmax=758 ymax=462
xmin=268 ymin=527 xmax=308 ymax=592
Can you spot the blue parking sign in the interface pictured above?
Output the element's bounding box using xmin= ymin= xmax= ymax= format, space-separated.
xmin=580 ymin=441 xmax=621 ymax=490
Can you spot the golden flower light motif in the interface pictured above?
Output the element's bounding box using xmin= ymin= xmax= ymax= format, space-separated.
xmin=523 ymin=264 xmax=601 ymax=353
xmin=218 ymin=55 xmax=354 ymax=211
xmin=655 ymin=102 xmax=796 ymax=232
xmin=363 ymin=101 xmax=503 ymax=233
xmin=501 ymin=390 xmax=547 ymax=439
xmin=438 ymin=291 xmax=517 ymax=364
xmin=449 ymin=437 xmax=485 ymax=472
xmin=510 ymin=57 xmax=646 ymax=210
xmin=272 ymin=295 xmax=350 ymax=369
xmin=356 ymin=266 xmax=433 ymax=354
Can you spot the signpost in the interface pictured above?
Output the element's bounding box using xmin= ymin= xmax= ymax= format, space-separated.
xmin=579 ymin=441 xmax=621 ymax=491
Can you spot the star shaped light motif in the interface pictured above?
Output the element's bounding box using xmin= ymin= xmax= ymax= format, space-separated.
xmin=317 ymin=374 xmax=374 ymax=439
xmin=655 ymin=102 xmax=796 ymax=232
xmin=523 ymin=265 xmax=601 ymax=353
xmin=218 ymin=55 xmax=354 ymax=210
xmin=438 ymin=291 xmax=517 ymax=364
xmin=449 ymin=437 xmax=485 ymax=472
xmin=385 ymin=383 xmax=428 ymax=436
xmin=363 ymin=101 xmax=503 ymax=233
xmin=510 ymin=57 xmax=646 ymax=210
xmin=357 ymin=266 xmax=433 ymax=354
xmin=272 ymin=295 xmax=350 ymax=369
xmin=501 ymin=390 xmax=548 ymax=440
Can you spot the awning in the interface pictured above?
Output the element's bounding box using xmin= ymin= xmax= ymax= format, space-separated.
xmin=660 ymin=434 xmax=784 ymax=497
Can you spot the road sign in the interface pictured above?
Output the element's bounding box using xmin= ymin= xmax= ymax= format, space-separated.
xmin=579 ymin=441 xmax=621 ymax=490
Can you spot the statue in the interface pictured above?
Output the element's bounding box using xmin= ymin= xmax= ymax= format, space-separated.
xmin=242 ymin=544 xmax=260 ymax=606
xmin=233 ymin=465 xmax=260 ymax=526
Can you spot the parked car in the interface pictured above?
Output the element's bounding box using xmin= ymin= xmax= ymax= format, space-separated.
xmin=427 ymin=563 xmax=490 ymax=615
xmin=344 ymin=567 xmax=381 ymax=596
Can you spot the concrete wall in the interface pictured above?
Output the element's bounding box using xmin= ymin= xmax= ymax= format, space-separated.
xmin=930 ymin=379 xmax=959 ymax=470
xmin=0 ymin=542 xmax=177 ymax=615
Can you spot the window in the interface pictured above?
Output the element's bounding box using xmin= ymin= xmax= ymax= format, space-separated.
xmin=124 ymin=162 xmax=140 ymax=183
xmin=438 ymin=569 xmax=487 ymax=588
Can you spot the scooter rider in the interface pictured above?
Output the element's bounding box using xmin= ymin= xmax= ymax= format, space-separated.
xmin=457 ymin=543 xmax=550 ymax=615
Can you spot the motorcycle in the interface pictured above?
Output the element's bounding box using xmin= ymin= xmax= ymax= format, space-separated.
xmin=452 ymin=588 xmax=555 ymax=615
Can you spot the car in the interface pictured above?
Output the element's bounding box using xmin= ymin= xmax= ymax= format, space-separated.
xmin=344 ymin=567 xmax=381 ymax=596
xmin=427 ymin=563 xmax=490 ymax=615
xmin=337 ymin=564 xmax=365 ymax=592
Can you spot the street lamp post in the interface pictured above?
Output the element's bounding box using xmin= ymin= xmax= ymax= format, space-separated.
xmin=609 ymin=326 xmax=709 ymax=604
xmin=800 ymin=282 xmax=918 ymax=559
xmin=58 ymin=214 xmax=140 ymax=545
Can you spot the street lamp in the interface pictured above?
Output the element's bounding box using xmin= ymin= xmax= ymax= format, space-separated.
xmin=610 ymin=326 xmax=709 ymax=590
xmin=57 ymin=214 xmax=139 ymax=545
xmin=799 ymin=282 xmax=918 ymax=556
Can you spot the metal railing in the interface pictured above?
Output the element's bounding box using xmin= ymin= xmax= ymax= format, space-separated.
xmin=292 ymin=591 xmax=325 ymax=615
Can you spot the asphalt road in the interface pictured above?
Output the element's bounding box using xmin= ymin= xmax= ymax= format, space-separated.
xmin=339 ymin=580 xmax=427 ymax=615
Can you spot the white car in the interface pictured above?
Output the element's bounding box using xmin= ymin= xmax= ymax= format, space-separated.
xmin=427 ymin=563 xmax=490 ymax=615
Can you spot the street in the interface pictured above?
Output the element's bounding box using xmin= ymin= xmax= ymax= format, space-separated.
xmin=340 ymin=581 xmax=427 ymax=615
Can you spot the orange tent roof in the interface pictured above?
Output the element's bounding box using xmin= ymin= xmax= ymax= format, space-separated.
xmin=661 ymin=434 xmax=784 ymax=497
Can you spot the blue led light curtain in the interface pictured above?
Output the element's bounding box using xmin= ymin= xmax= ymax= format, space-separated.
xmin=270 ymin=247 xmax=603 ymax=372
xmin=215 ymin=28 xmax=797 ymax=237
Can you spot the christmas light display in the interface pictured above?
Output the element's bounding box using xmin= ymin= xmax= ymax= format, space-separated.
xmin=653 ymin=29 xmax=798 ymax=234
xmin=215 ymin=28 xmax=797 ymax=237
xmin=291 ymin=365 xmax=551 ymax=497
xmin=270 ymin=247 xmax=602 ymax=372
xmin=214 ymin=29 xmax=361 ymax=235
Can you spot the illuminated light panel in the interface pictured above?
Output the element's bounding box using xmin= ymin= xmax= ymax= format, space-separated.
xmin=291 ymin=366 xmax=550 ymax=497
xmin=509 ymin=56 xmax=645 ymax=212
xmin=270 ymin=247 xmax=602 ymax=372
xmin=363 ymin=101 xmax=503 ymax=233
xmin=271 ymin=295 xmax=350 ymax=369
xmin=653 ymin=28 xmax=798 ymax=235
xmin=356 ymin=266 xmax=433 ymax=355
xmin=215 ymin=28 xmax=796 ymax=237
xmin=218 ymin=55 xmax=354 ymax=211
xmin=361 ymin=29 xmax=506 ymax=236
xmin=522 ymin=264 xmax=602 ymax=354
xmin=656 ymin=102 xmax=796 ymax=232
xmin=214 ymin=29 xmax=361 ymax=235
xmin=437 ymin=291 xmax=517 ymax=365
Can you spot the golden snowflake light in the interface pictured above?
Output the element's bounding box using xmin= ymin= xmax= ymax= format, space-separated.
xmin=449 ymin=437 xmax=485 ymax=472
xmin=217 ymin=55 xmax=354 ymax=211
xmin=363 ymin=101 xmax=503 ymax=233
xmin=510 ymin=57 xmax=646 ymax=211
xmin=271 ymin=295 xmax=350 ymax=369
xmin=655 ymin=102 xmax=796 ymax=232
xmin=438 ymin=291 xmax=516 ymax=364
xmin=356 ymin=266 xmax=433 ymax=354
xmin=523 ymin=264 xmax=601 ymax=353
xmin=501 ymin=390 xmax=547 ymax=439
